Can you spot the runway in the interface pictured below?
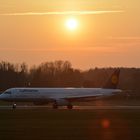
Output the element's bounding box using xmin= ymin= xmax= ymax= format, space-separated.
xmin=0 ymin=105 xmax=140 ymax=110
xmin=0 ymin=105 xmax=140 ymax=140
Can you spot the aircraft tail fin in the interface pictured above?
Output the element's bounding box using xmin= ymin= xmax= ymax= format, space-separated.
xmin=103 ymin=69 xmax=120 ymax=89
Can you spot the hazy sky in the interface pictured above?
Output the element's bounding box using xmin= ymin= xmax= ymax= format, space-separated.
xmin=0 ymin=0 xmax=140 ymax=69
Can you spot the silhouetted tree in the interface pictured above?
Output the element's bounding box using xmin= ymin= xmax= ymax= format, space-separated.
xmin=0 ymin=60 xmax=140 ymax=97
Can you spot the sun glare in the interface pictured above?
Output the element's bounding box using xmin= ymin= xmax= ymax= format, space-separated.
xmin=65 ymin=18 xmax=78 ymax=30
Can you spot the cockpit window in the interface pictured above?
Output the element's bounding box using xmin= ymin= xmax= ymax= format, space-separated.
xmin=4 ymin=91 xmax=12 ymax=94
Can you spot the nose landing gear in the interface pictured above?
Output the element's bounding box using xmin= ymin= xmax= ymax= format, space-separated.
xmin=12 ymin=103 xmax=17 ymax=109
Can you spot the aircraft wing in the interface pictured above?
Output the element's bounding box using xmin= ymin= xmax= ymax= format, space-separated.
xmin=63 ymin=93 xmax=104 ymax=102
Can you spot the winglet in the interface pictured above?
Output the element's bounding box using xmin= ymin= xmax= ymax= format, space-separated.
xmin=103 ymin=69 xmax=120 ymax=89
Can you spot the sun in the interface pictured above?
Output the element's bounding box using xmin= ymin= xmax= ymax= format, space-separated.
xmin=65 ymin=18 xmax=78 ymax=30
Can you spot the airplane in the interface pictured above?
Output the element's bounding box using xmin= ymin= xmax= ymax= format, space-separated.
xmin=0 ymin=69 xmax=122 ymax=109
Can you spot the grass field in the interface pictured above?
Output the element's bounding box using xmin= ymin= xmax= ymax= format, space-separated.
xmin=0 ymin=109 xmax=140 ymax=140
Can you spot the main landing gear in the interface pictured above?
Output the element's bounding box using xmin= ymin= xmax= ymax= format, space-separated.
xmin=53 ymin=103 xmax=58 ymax=109
xmin=52 ymin=103 xmax=73 ymax=109
xmin=67 ymin=104 xmax=73 ymax=109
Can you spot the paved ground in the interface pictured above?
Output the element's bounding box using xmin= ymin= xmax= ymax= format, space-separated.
xmin=0 ymin=105 xmax=140 ymax=110
xmin=0 ymin=108 xmax=140 ymax=140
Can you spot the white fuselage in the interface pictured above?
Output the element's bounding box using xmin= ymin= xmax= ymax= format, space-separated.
xmin=0 ymin=87 xmax=121 ymax=103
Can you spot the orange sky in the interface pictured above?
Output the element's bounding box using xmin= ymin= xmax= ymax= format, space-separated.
xmin=0 ymin=0 xmax=140 ymax=69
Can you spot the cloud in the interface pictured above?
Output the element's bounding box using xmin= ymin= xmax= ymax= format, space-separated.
xmin=107 ymin=36 xmax=140 ymax=40
xmin=0 ymin=10 xmax=123 ymax=16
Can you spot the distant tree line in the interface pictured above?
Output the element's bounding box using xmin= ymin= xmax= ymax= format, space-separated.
xmin=0 ymin=60 xmax=140 ymax=95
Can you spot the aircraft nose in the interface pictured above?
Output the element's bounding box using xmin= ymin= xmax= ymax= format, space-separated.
xmin=0 ymin=94 xmax=6 ymax=100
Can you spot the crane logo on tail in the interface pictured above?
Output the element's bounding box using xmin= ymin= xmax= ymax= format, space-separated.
xmin=111 ymin=75 xmax=118 ymax=84
xmin=103 ymin=69 xmax=120 ymax=89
